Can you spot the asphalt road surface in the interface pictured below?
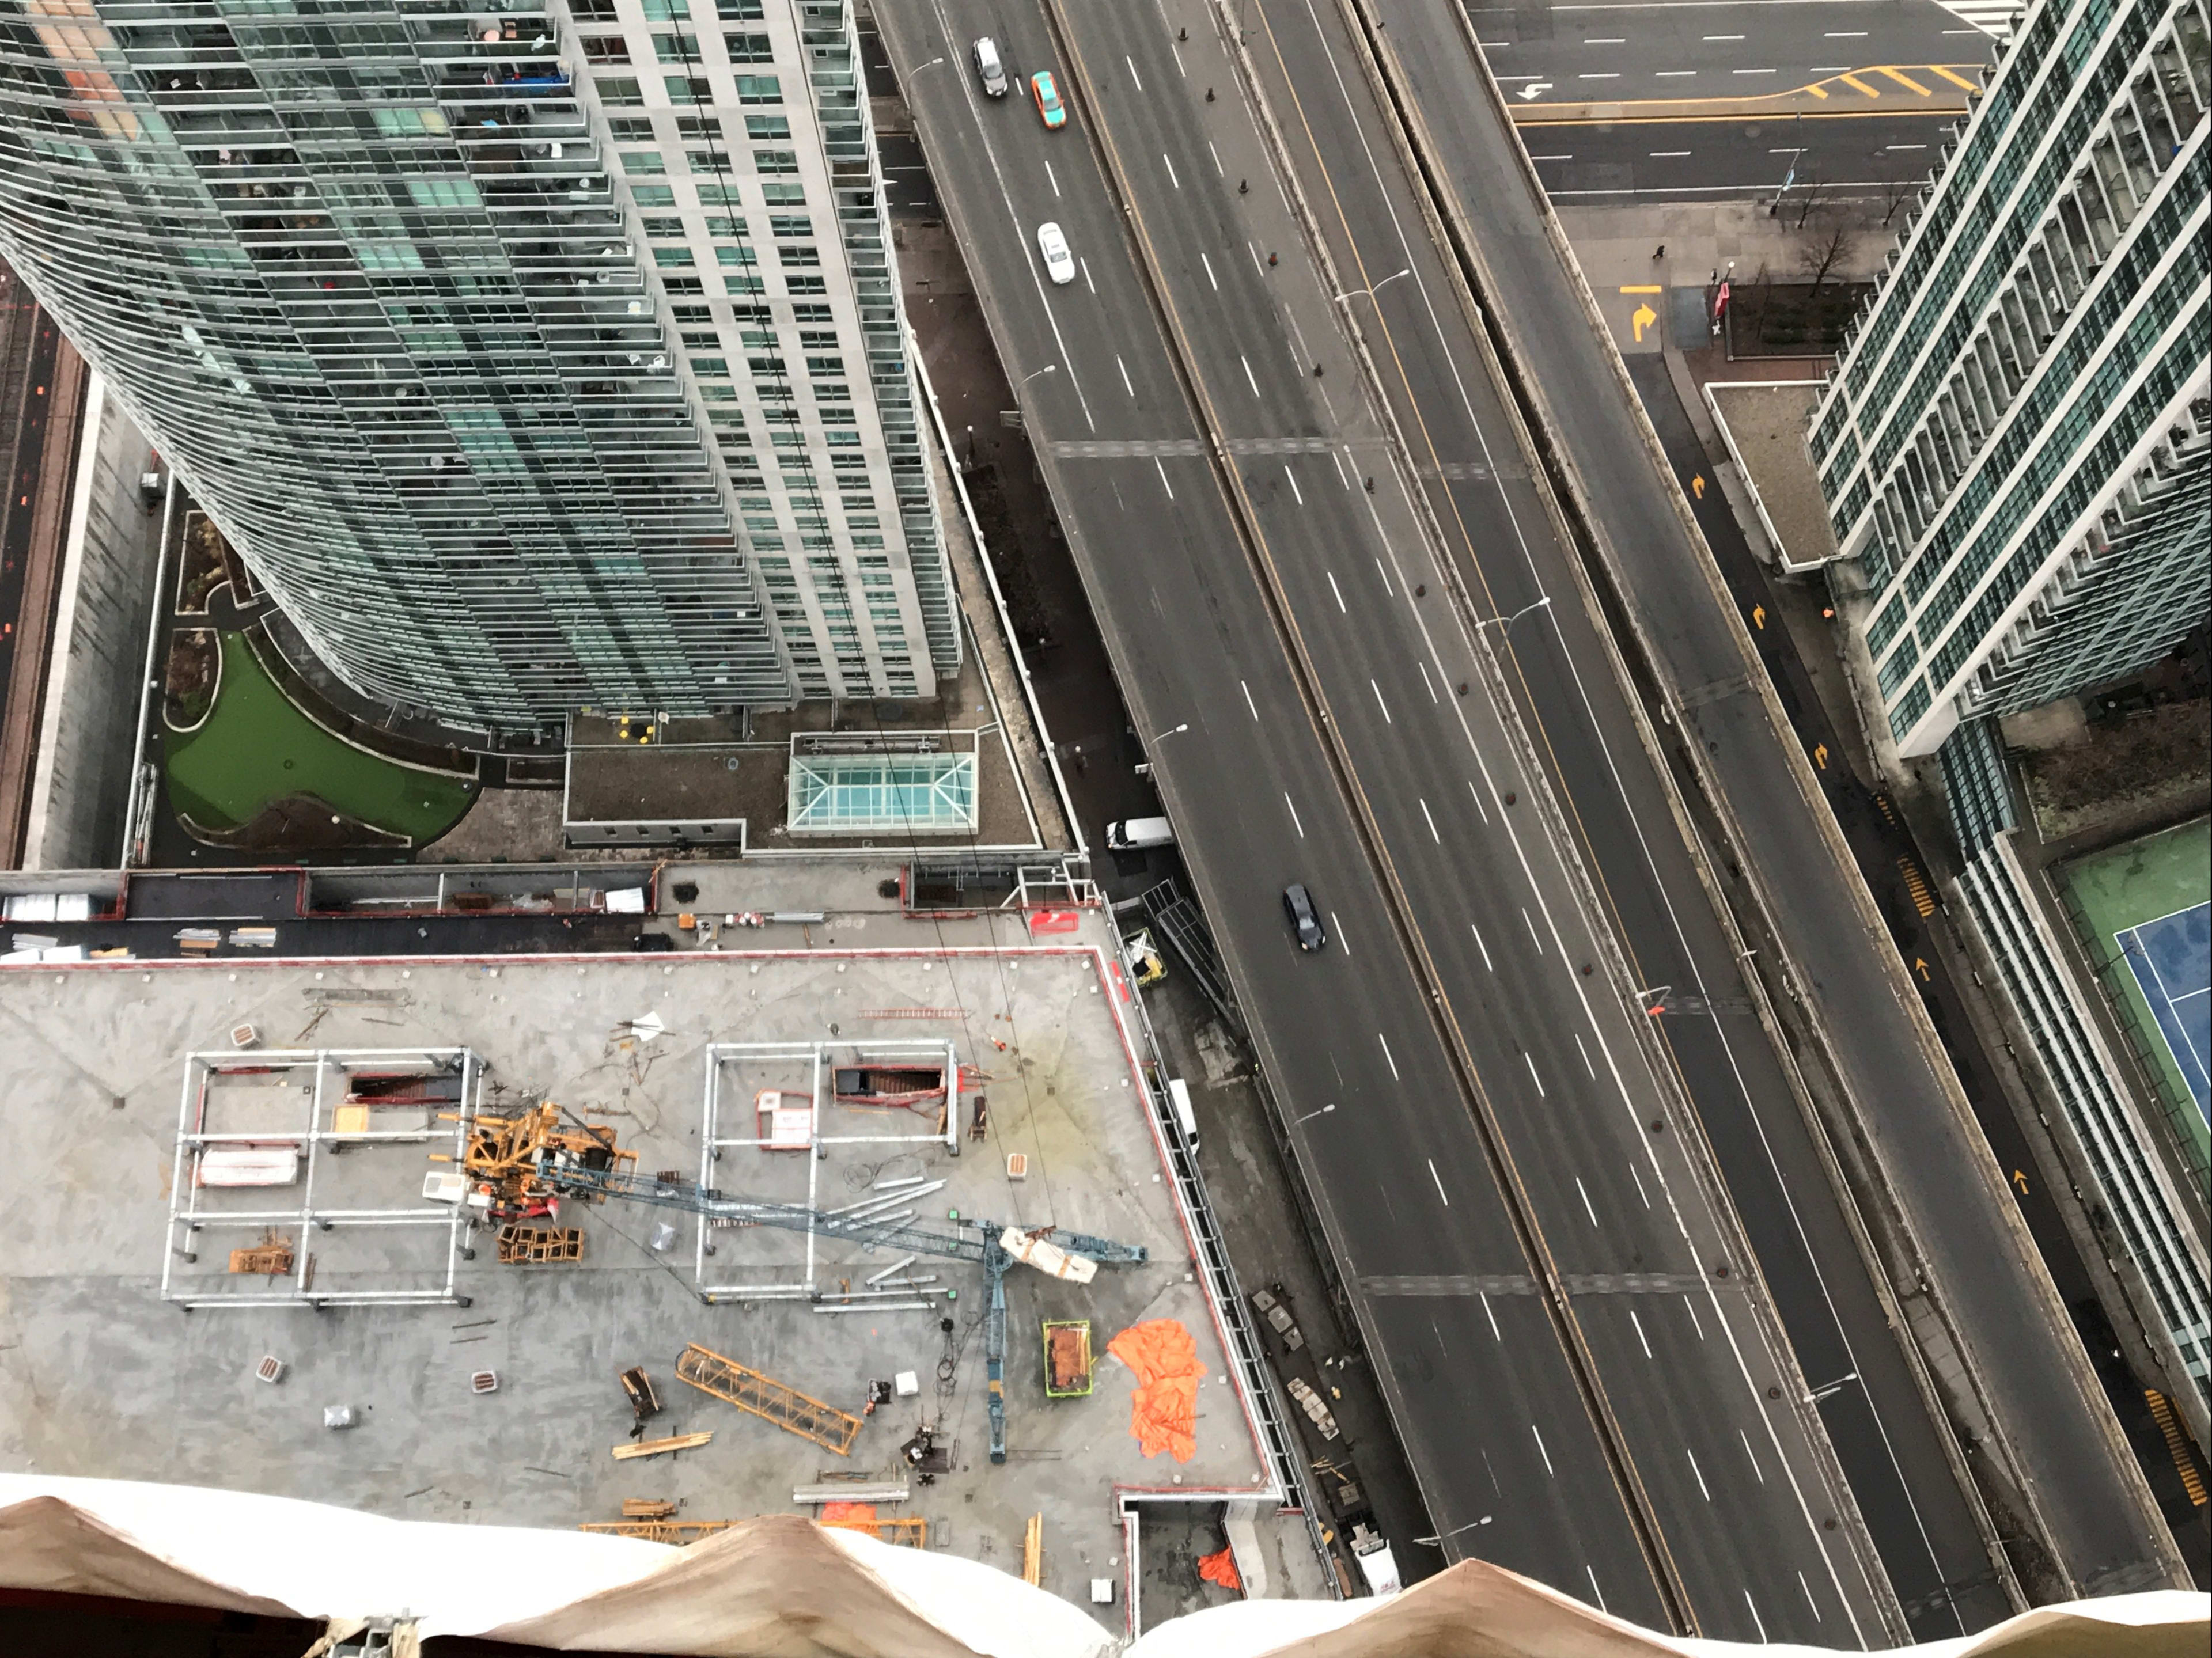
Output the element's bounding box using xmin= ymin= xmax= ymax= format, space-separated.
xmin=1365 ymin=0 xmax=2185 ymax=1600
xmin=1468 ymin=0 xmax=1995 ymax=105
xmin=1524 ymin=111 xmax=1971 ymax=200
xmin=882 ymin=0 xmax=1897 ymax=1641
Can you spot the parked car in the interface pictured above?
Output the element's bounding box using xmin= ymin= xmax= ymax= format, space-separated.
xmin=1031 ymin=69 xmax=1066 ymax=128
xmin=1282 ymin=883 xmax=1327 ymax=953
xmin=1036 ymin=221 xmax=1075 ymax=285
xmin=972 ymin=36 xmax=1008 ymax=97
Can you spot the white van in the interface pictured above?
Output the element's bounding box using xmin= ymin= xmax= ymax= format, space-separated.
xmin=972 ymin=36 xmax=1009 ymax=97
xmin=1105 ymin=815 xmax=1174 ymax=851
xmin=1166 ymin=1077 xmax=1198 ymax=1150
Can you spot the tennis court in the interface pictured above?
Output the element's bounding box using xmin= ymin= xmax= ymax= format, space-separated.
xmin=2060 ymin=817 xmax=2212 ymax=1147
xmin=2116 ymin=902 xmax=2210 ymax=1121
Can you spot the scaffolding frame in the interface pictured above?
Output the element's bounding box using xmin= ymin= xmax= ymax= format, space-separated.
xmin=159 ymin=1046 xmax=482 ymax=1310
xmin=694 ymin=1039 xmax=958 ymax=1299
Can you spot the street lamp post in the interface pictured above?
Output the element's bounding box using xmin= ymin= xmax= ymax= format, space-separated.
xmin=1475 ymin=594 xmax=1552 ymax=633
xmin=1332 ymin=267 xmax=1412 ymax=306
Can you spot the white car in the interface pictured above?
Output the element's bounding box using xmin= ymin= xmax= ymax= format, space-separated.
xmin=1036 ymin=221 xmax=1074 ymax=285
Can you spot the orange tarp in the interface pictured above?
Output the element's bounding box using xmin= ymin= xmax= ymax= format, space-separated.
xmin=1106 ymin=1318 xmax=1206 ymax=1463
xmin=819 ymin=1502 xmax=877 ymax=1526
xmin=1198 ymin=1545 xmax=1243 ymax=1593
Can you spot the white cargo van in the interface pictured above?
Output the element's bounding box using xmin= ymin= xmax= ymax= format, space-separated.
xmin=1105 ymin=815 xmax=1174 ymax=851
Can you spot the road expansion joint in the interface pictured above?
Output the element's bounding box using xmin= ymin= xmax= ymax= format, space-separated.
xmin=1050 ymin=0 xmax=1698 ymax=1626
xmin=1338 ymin=0 xmax=2177 ymax=1611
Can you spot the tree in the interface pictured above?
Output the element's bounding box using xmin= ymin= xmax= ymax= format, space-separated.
xmin=1880 ymin=174 xmax=1919 ymax=228
xmin=1800 ymin=219 xmax=1859 ymax=299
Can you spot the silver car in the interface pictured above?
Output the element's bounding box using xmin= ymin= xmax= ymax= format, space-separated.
xmin=972 ymin=36 xmax=1009 ymax=97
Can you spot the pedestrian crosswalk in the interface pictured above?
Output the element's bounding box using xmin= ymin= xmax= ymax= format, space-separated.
xmin=1932 ymin=0 xmax=2032 ymax=40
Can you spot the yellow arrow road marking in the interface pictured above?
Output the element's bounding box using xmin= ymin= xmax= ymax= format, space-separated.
xmin=1813 ymin=743 xmax=1828 ymax=771
xmin=2013 ymin=1169 xmax=2030 ymax=1194
xmin=1690 ymin=474 xmax=1705 ymax=499
xmin=1630 ymin=302 xmax=1658 ymax=342
xmin=1913 ymin=957 xmax=1931 ymax=982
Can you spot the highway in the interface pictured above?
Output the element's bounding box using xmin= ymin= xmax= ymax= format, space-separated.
xmin=882 ymin=1 xmax=1893 ymax=1642
xmin=1358 ymin=0 xmax=2187 ymax=1601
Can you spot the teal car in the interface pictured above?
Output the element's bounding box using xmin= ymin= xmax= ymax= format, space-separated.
xmin=1031 ymin=70 xmax=1066 ymax=129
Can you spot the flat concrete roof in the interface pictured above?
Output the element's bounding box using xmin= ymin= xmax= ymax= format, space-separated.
xmin=0 ymin=930 xmax=1268 ymax=1629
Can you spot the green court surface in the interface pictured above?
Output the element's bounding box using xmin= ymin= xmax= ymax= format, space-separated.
xmin=2058 ymin=816 xmax=2212 ymax=1165
xmin=165 ymin=632 xmax=476 ymax=845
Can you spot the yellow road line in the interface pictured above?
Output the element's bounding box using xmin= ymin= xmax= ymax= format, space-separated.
xmin=1620 ymin=284 xmax=1663 ymax=294
xmin=1840 ymin=73 xmax=1880 ymax=97
xmin=1930 ymin=64 xmax=1980 ymax=91
xmin=1805 ymin=82 xmax=1830 ymax=99
xmin=1876 ymin=66 xmax=1934 ymax=96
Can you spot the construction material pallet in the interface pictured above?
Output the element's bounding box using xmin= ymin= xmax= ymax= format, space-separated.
xmin=675 ymin=1341 xmax=863 ymax=1455
xmin=496 ymin=1224 xmax=584 ymax=1264
xmin=1043 ymin=1319 xmax=1094 ymax=1397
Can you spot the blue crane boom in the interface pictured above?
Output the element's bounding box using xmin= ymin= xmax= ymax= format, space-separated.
xmin=528 ymin=1152 xmax=1146 ymax=1460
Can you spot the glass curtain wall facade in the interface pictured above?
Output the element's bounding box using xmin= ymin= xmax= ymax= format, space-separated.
xmin=1809 ymin=0 xmax=2209 ymax=758
xmin=0 ymin=0 xmax=958 ymax=731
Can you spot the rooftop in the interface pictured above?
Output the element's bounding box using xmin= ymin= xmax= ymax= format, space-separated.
xmin=0 ymin=929 xmax=1270 ymax=1631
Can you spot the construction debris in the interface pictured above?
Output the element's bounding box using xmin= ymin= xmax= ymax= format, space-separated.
xmin=1022 ymin=1513 xmax=1043 ymax=1587
xmin=1285 ymin=1376 xmax=1340 ymax=1441
xmin=622 ymin=1499 xmax=677 ymax=1519
xmin=227 ymin=1230 xmax=294 ymax=1277
xmin=611 ymin=1431 xmax=713 ymax=1461
xmin=440 ymin=1102 xmax=633 ymax=1215
xmin=676 ymin=1342 xmax=863 ymax=1455
xmin=794 ymin=1480 xmax=908 ymax=1505
xmin=619 ymin=1367 xmax=662 ymax=1422
xmin=1043 ymin=1320 xmax=1094 ymax=1397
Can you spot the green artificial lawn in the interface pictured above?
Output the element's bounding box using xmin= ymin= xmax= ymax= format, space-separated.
xmin=165 ymin=632 xmax=476 ymax=843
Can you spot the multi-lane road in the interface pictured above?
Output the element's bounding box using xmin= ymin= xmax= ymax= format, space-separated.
xmin=884 ymin=0 xmax=1904 ymax=1642
xmin=876 ymin=0 xmax=2183 ymax=1634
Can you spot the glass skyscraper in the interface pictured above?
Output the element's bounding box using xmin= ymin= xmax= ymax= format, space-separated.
xmin=1809 ymin=0 xmax=2207 ymax=759
xmin=0 ymin=0 xmax=959 ymax=733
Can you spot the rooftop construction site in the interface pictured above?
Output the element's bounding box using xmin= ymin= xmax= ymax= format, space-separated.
xmin=0 ymin=925 xmax=1298 ymax=1631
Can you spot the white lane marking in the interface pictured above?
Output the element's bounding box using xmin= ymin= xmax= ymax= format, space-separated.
xmin=1374 ymin=558 xmax=1394 ymax=597
xmin=1467 ymin=778 xmax=1488 ymax=825
xmin=1577 ymin=1178 xmax=1598 ymax=1228
xmin=1284 ymin=464 xmax=1304 ymax=505
xmin=1208 ymin=139 xmax=1223 ymax=176
xmin=1080 ymin=257 xmax=1096 ymax=293
xmin=1470 ymin=923 xmax=1493 ymax=971
xmin=1332 ymin=913 xmax=1348 ymax=956
xmin=1574 ymin=1033 xmax=1596 ymax=1077
xmin=1531 ymin=1055 xmax=1550 ymax=1101
xmin=1116 ymin=355 xmax=1134 ymax=397
xmin=1326 ymin=571 xmax=1346 ymax=612
xmin=1824 ymin=29 xmax=1867 ymax=36
xmin=1282 ymin=794 xmax=1306 ymax=838
xmin=1654 ymin=69 xmax=1696 ymax=77
xmin=1522 ymin=908 xmax=1543 ymax=953
xmin=1630 ymin=1163 xmax=1651 ymax=1209
xmin=1585 ymin=1568 xmax=1607 ymax=1614
xmin=1528 ymin=152 xmax=1574 ymax=160
xmin=1044 ymin=160 xmax=1061 ymax=199
xmin=1171 ymin=37 xmax=1185 ymax=75
xmin=1242 ymin=354 xmax=1259 ymax=396
xmin=1241 ymin=680 xmax=1258 ymax=720
xmin=1688 ymin=1447 xmax=1711 ymax=1502
xmin=1686 ymin=1299 xmax=1706 ymax=1340
xmin=1629 ymin=1308 xmax=1652 ymax=1357
xmin=1201 ymin=251 xmax=1219 ymax=291
xmin=1248 ymin=240 xmax=1268 ymax=278
xmin=1380 ymin=1033 xmax=1400 ymax=1079
xmin=1650 ymin=149 xmax=1691 ymax=157
xmin=1733 ymin=66 xmax=1777 ymax=74
xmin=1420 ymin=798 xmax=1440 ymax=843
xmin=1744 ymin=1592 xmax=1768 ymax=1644
xmin=1162 ymin=153 xmax=1180 ymax=189
xmin=1480 ymin=1292 xmax=1501 ymax=1341
xmin=1799 ymin=1572 xmax=1820 ymax=1623
xmin=1580 ymin=72 xmax=1620 ymax=79
xmin=1531 ymin=1424 xmax=1554 ymax=1478
xmin=1125 ymin=55 xmax=1143 ymax=92
xmin=1370 ymin=678 xmax=1391 ymax=724
xmin=1330 ymin=449 xmax=1349 ymax=488
xmin=1742 ymin=1430 xmax=1764 ymax=1484
xmin=1417 ymin=659 xmax=1439 ymax=703
xmin=1427 ymin=1156 xmax=1448 ymax=1204
xmin=1154 ymin=457 xmax=1175 ymax=499
xmin=1585 ymin=36 xmax=1625 ymax=43
xmin=1704 ymin=34 xmax=1745 ymax=41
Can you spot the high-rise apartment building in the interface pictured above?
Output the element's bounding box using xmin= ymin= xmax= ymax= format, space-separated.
xmin=1809 ymin=0 xmax=2207 ymax=759
xmin=0 ymin=0 xmax=958 ymax=733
